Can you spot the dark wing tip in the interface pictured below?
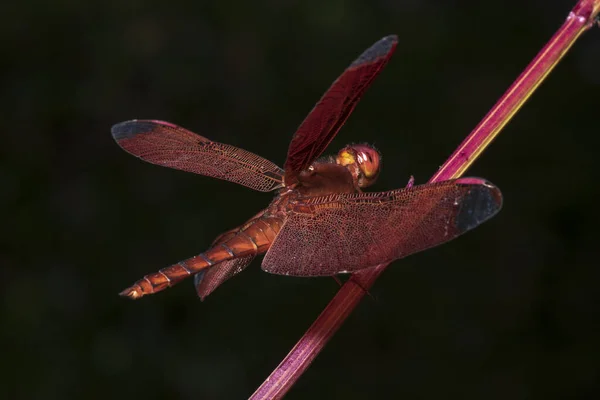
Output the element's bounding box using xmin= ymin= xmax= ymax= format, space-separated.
xmin=111 ymin=120 xmax=145 ymax=141
xmin=455 ymin=178 xmax=503 ymax=233
xmin=350 ymin=34 xmax=398 ymax=67
xmin=111 ymin=120 xmax=176 ymax=141
xmin=193 ymin=270 xmax=208 ymax=301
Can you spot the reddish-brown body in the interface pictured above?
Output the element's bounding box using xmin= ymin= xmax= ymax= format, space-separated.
xmin=124 ymin=161 xmax=360 ymax=299
xmin=112 ymin=35 xmax=502 ymax=300
xmin=127 ymin=211 xmax=284 ymax=298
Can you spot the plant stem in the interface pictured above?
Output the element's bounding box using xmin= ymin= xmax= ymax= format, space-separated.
xmin=250 ymin=1 xmax=600 ymax=399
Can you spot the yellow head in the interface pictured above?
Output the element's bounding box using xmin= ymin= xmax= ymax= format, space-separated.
xmin=336 ymin=144 xmax=381 ymax=189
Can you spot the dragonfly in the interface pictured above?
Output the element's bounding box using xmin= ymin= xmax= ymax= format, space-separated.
xmin=112 ymin=35 xmax=502 ymax=300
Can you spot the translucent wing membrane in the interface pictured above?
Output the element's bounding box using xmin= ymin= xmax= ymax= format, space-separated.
xmin=194 ymin=256 xmax=255 ymax=300
xmin=283 ymin=35 xmax=398 ymax=185
xmin=193 ymin=227 xmax=257 ymax=300
xmin=262 ymin=178 xmax=502 ymax=276
xmin=112 ymin=120 xmax=284 ymax=192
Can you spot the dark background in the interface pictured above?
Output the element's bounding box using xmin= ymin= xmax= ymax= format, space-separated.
xmin=3 ymin=0 xmax=600 ymax=399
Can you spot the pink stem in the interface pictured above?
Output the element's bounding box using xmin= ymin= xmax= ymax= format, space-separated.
xmin=250 ymin=1 xmax=600 ymax=399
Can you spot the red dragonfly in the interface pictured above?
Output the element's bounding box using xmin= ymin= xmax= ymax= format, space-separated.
xmin=113 ymin=35 xmax=502 ymax=300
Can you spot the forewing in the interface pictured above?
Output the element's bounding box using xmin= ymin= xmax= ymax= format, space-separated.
xmin=284 ymin=35 xmax=398 ymax=185
xmin=194 ymin=256 xmax=255 ymax=300
xmin=262 ymin=178 xmax=502 ymax=276
xmin=112 ymin=120 xmax=284 ymax=192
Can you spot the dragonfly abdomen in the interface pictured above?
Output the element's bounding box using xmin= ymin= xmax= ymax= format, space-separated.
xmin=119 ymin=215 xmax=284 ymax=299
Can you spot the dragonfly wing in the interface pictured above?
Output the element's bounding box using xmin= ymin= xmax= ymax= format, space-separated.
xmin=112 ymin=120 xmax=284 ymax=192
xmin=262 ymin=178 xmax=502 ymax=276
xmin=283 ymin=35 xmax=398 ymax=186
xmin=194 ymin=255 xmax=255 ymax=300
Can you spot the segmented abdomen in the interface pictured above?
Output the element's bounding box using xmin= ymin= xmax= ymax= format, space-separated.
xmin=119 ymin=215 xmax=284 ymax=299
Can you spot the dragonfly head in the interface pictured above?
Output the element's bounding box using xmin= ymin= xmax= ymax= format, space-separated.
xmin=336 ymin=144 xmax=381 ymax=189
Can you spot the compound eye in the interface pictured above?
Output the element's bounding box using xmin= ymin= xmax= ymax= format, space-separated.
xmin=354 ymin=145 xmax=380 ymax=179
